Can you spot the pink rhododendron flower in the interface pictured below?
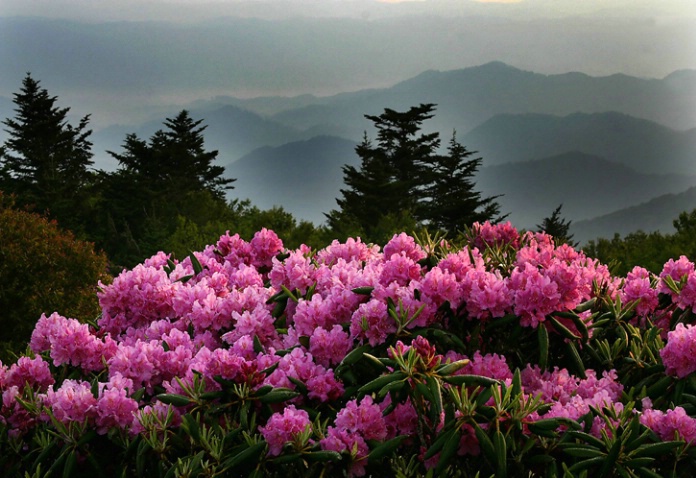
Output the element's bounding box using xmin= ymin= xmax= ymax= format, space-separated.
xmin=383 ymin=232 xmax=427 ymax=263
xmin=379 ymin=251 xmax=422 ymax=286
xmin=269 ymin=249 xmax=316 ymax=294
xmin=335 ymin=395 xmax=387 ymax=441
xmin=350 ymin=299 xmax=394 ymax=346
xmin=44 ymin=379 xmax=97 ymax=425
xmin=317 ymin=237 xmax=380 ymax=265
xmin=470 ymin=221 xmax=520 ymax=250
xmin=6 ymin=356 xmax=54 ymax=391
xmin=320 ymin=427 xmax=369 ymax=477
xmin=259 ymin=405 xmax=311 ymax=456
xmin=309 ymin=325 xmax=352 ymax=368
xmin=641 ymin=406 xmax=696 ymax=443
xmin=250 ymin=228 xmax=284 ymax=269
xmin=621 ymin=266 xmax=659 ymax=317
xmin=95 ymin=373 xmax=139 ymax=434
xmin=98 ymin=264 xmax=174 ymax=336
xmin=661 ymin=323 xmax=696 ymax=378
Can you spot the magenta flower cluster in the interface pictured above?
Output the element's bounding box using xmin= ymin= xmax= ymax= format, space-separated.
xmin=2 ymin=223 xmax=696 ymax=475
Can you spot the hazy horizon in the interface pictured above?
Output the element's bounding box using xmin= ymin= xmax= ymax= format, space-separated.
xmin=1 ymin=0 xmax=695 ymax=129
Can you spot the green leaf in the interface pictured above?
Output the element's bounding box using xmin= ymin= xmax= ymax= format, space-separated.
xmin=474 ymin=423 xmax=496 ymax=465
xmin=537 ymin=324 xmax=549 ymax=371
xmin=338 ymin=344 xmax=371 ymax=368
xmin=189 ymin=252 xmax=204 ymax=275
xmin=435 ymin=427 xmax=461 ymax=476
xmin=258 ymin=388 xmax=300 ymax=404
xmin=352 ymin=286 xmax=374 ymax=296
xmin=427 ymin=375 xmax=444 ymax=420
xmin=377 ymin=379 xmax=407 ymax=400
xmin=442 ymin=374 xmax=500 ymax=387
xmin=565 ymin=341 xmax=586 ymax=378
xmin=304 ymin=450 xmax=343 ymax=463
xmin=223 ymin=442 xmax=266 ymax=470
xmin=493 ymin=430 xmax=507 ymax=478
xmin=567 ymin=456 xmax=606 ymax=474
xmin=62 ymin=451 xmax=76 ymax=478
xmin=358 ymin=371 xmax=408 ymax=396
xmin=547 ymin=315 xmax=581 ymax=341
xmin=156 ymin=393 xmax=193 ymax=407
xmin=436 ymin=359 xmax=470 ymax=376
xmin=182 ymin=414 xmax=201 ymax=444
xmin=632 ymin=441 xmax=682 ymax=457
xmin=598 ymin=440 xmax=622 ymax=477
xmin=563 ymin=446 xmax=604 ymax=458
xmin=367 ymin=435 xmax=408 ymax=461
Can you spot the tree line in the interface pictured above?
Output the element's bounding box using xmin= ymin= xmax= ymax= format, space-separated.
xmin=2 ymin=74 xmax=692 ymax=277
xmin=0 ymin=75 xmax=506 ymax=270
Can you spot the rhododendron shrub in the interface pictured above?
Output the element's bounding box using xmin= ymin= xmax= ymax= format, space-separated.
xmin=2 ymin=225 xmax=696 ymax=476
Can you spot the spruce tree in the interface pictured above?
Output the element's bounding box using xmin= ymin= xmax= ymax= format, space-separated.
xmin=424 ymin=132 xmax=502 ymax=234
xmin=0 ymin=74 xmax=94 ymax=232
xmin=537 ymin=204 xmax=577 ymax=247
xmin=101 ymin=110 xmax=235 ymax=266
xmin=327 ymin=104 xmax=439 ymax=242
xmin=327 ymin=104 xmax=501 ymax=241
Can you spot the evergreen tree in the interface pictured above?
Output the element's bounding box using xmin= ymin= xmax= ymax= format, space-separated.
xmin=110 ymin=110 xmax=234 ymax=200
xmin=327 ymin=104 xmax=500 ymax=242
xmin=0 ymin=74 xmax=94 ymax=232
xmin=100 ymin=110 xmax=235 ymax=266
xmin=537 ymin=204 xmax=577 ymax=247
xmin=327 ymin=104 xmax=439 ymax=242
xmin=424 ymin=132 xmax=502 ymax=234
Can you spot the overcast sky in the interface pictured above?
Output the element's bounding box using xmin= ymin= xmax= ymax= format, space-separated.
xmin=4 ymin=0 xmax=696 ymax=24
xmin=1 ymin=0 xmax=695 ymax=128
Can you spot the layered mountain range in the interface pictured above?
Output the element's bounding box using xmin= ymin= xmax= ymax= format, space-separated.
xmin=2 ymin=62 xmax=695 ymax=243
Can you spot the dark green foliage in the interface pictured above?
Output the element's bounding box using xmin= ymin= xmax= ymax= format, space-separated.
xmin=583 ymin=209 xmax=696 ymax=275
xmin=0 ymin=194 xmax=109 ymax=361
xmin=424 ymin=132 xmax=503 ymax=234
xmin=0 ymin=74 xmax=95 ymax=234
xmin=327 ymin=104 xmax=501 ymax=243
xmin=537 ymin=204 xmax=577 ymax=248
xmin=98 ymin=111 xmax=236 ymax=267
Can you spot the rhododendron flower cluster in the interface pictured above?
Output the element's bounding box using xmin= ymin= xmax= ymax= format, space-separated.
xmin=2 ymin=223 xmax=696 ymax=476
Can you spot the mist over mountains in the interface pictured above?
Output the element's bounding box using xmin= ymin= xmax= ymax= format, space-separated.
xmin=1 ymin=9 xmax=695 ymax=244
xmin=4 ymin=61 xmax=694 ymax=243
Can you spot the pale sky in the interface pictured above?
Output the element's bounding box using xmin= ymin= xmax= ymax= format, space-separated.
xmin=1 ymin=0 xmax=695 ymax=128
xmin=2 ymin=0 xmax=695 ymax=23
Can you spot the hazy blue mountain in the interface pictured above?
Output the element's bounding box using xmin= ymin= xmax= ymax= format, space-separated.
xmin=224 ymin=136 xmax=358 ymax=224
xmin=571 ymin=187 xmax=696 ymax=245
xmin=3 ymin=14 xmax=694 ymax=131
xmin=475 ymin=152 xmax=696 ymax=231
xmin=91 ymin=104 xmax=305 ymax=171
xmin=267 ymin=63 xmax=696 ymax=140
xmin=463 ymin=112 xmax=696 ymax=175
xmin=223 ymin=142 xmax=696 ymax=230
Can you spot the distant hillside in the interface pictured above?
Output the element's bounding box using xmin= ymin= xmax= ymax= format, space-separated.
xmin=265 ymin=62 xmax=696 ymax=140
xmin=224 ymin=136 xmax=358 ymax=224
xmin=463 ymin=112 xmax=696 ymax=175
xmin=476 ymin=152 xmax=696 ymax=230
xmin=571 ymin=187 xmax=696 ymax=245
xmin=224 ymin=143 xmax=696 ymax=229
xmin=92 ymin=104 xmax=305 ymax=170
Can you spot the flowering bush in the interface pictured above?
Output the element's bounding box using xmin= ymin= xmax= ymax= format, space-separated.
xmin=2 ymin=224 xmax=696 ymax=477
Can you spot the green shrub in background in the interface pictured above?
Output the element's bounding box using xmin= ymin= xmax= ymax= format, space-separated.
xmin=0 ymin=193 xmax=110 ymax=360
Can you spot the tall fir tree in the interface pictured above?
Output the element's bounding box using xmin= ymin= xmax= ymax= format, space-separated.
xmin=100 ymin=110 xmax=235 ymax=266
xmin=424 ymin=132 xmax=502 ymax=234
xmin=327 ymin=104 xmax=501 ymax=241
xmin=537 ymin=204 xmax=577 ymax=247
xmin=0 ymin=74 xmax=94 ymax=232
xmin=327 ymin=104 xmax=439 ymax=242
